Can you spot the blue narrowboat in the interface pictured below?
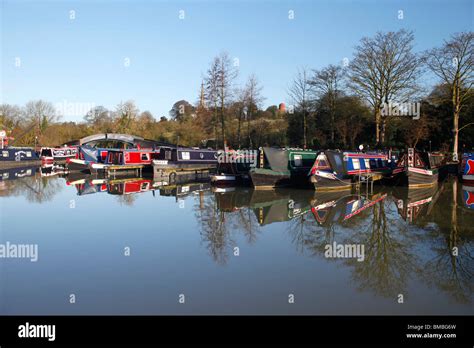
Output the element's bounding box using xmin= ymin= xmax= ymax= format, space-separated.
xmin=460 ymin=153 xmax=474 ymax=185
xmin=309 ymin=150 xmax=395 ymax=190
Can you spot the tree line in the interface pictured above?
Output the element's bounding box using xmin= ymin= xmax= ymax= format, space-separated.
xmin=0 ymin=30 xmax=472 ymax=157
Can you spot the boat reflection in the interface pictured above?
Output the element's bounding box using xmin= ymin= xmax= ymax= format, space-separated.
xmin=0 ymin=171 xmax=472 ymax=306
xmin=392 ymin=184 xmax=444 ymax=222
xmin=462 ymin=185 xmax=474 ymax=211
xmin=311 ymin=190 xmax=388 ymax=226
xmin=0 ymin=165 xmax=37 ymax=181
xmin=66 ymin=173 xmax=212 ymax=200
xmin=213 ymin=187 xmax=313 ymax=225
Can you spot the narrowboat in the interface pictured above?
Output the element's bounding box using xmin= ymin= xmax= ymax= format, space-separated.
xmin=0 ymin=147 xmax=39 ymax=162
xmin=66 ymin=145 xmax=111 ymax=173
xmin=211 ymin=149 xmax=257 ymax=185
xmin=67 ymin=145 xmax=160 ymax=174
xmin=40 ymin=146 xmax=78 ymax=164
xmin=309 ymin=150 xmax=352 ymax=191
xmin=396 ymin=148 xmax=447 ymax=187
xmin=249 ymin=147 xmax=318 ymax=189
xmin=89 ymin=147 xmax=160 ymax=174
xmin=309 ymin=150 xmax=394 ymax=191
xmin=152 ymin=146 xmax=218 ymax=183
xmin=0 ymin=130 xmax=39 ymax=163
xmin=460 ymin=153 xmax=474 ymax=185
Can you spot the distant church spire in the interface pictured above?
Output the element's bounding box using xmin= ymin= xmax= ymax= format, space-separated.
xmin=199 ymin=81 xmax=206 ymax=109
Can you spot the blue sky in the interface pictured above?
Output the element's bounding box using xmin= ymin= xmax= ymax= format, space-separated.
xmin=1 ymin=0 xmax=472 ymax=122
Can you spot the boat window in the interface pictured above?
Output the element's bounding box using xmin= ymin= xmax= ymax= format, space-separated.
xmin=182 ymin=152 xmax=190 ymax=160
xmin=333 ymin=154 xmax=343 ymax=170
xmin=415 ymin=155 xmax=424 ymax=167
xmin=141 ymin=153 xmax=149 ymax=161
xmin=41 ymin=149 xmax=53 ymax=157
xmin=352 ymin=159 xmax=360 ymax=170
xmin=317 ymin=159 xmax=328 ymax=168
xmin=364 ymin=159 xmax=370 ymax=168
xmin=165 ymin=151 xmax=172 ymax=160
xmin=294 ymin=155 xmax=302 ymax=166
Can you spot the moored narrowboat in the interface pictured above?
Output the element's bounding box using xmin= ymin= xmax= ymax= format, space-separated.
xmin=249 ymin=147 xmax=318 ymax=189
xmin=89 ymin=147 xmax=161 ymax=174
xmin=0 ymin=147 xmax=39 ymax=162
xmin=40 ymin=146 xmax=78 ymax=164
xmin=460 ymin=153 xmax=474 ymax=185
xmin=66 ymin=145 xmax=111 ymax=173
xmin=152 ymin=146 xmax=218 ymax=183
xmin=211 ymin=149 xmax=257 ymax=185
xmin=397 ymin=148 xmax=447 ymax=187
xmin=309 ymin=150 xmax=352 ymax=191
xmin=309 ymin=150 xmax=395 ymax=191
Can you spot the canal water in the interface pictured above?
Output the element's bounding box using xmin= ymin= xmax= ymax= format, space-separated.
xmin=0 ymin=167 xmax=473 ymax=315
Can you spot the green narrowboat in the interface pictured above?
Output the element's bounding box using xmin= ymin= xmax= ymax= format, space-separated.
xmin=249 ymin=147 xmax=318 ymax=189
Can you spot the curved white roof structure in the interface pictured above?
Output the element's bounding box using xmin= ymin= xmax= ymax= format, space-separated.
xmin=79 ymin=133 xmax=144 ymax=145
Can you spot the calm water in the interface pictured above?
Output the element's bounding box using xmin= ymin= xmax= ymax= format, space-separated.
xmin=0 ymin=166 xmax=473 ymax=315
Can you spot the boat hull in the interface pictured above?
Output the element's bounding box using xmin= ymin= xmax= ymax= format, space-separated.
xmin=210 ymin=174 xmax=251 ymax=186
xmin=462 ymin=174 xmax=474 ymax=185
xmin=310 ymin=174 xmax=352 ymax=191
xmin=249 ymin=168 xmax=291 ymax=189
xmin=407 ymin=167 xmax=438 ymax=187
xmin=66 ymin=159 xmax=91 ymax=173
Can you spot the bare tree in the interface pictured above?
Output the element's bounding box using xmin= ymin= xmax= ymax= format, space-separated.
xmin=348 ymin=30 xmax=420 ymax=144
xmin=423 ymin=32 xmax=473 ymax=160
xmin=217 ymin=52 xmax=238 ymax=147
xmin=0 ymin=104 xmax=23 ymax=129
xmin=288 ymin=67 xmax=312 ymax=148
xmin=310 ymin=65 xmax=345 ymax=144
xmin=234 ymin=88 xmax=248 ymax=149
xmin=23 ymin=100 xmax=59 ymax=135
xmin=84 ymin=106 xmax=111 ymax=127
xmin=244 ymin=74 xmax=264 ymax=148
xmin=115 ymin=100 xmax=139 ymax=132
xmin=204 ymin=56 xmax=221 ymax=144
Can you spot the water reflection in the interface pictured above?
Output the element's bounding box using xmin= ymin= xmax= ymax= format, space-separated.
xmin=0 ymin=165 xmax=63 ymax=202
xmin=0 ymin=166 xmax=473 ymax=313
